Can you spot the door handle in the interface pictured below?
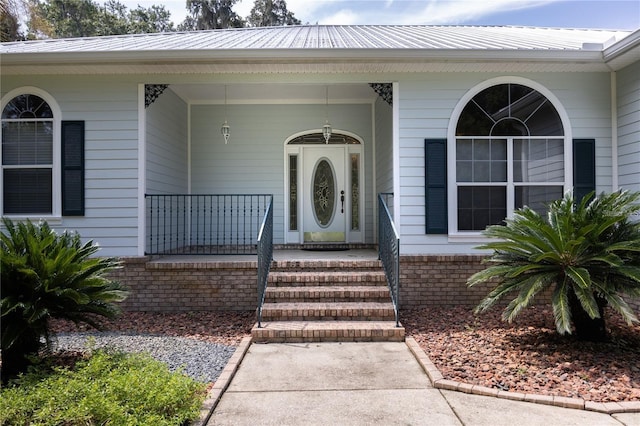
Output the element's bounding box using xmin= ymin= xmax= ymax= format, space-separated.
xmin=340 ymin=190 xmax=345 ymax=213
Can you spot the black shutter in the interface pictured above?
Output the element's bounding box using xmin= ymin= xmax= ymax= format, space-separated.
xmin=573 ymin=138 xmax=595 ymax=203
xmin=62 ymin=121 xmax=85 ymax=216
xmin=425 ymin=138 xmax=447 ymax=234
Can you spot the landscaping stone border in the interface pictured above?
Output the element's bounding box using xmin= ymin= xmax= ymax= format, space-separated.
xmin=406 ymin=336 xmax=640 ymax=414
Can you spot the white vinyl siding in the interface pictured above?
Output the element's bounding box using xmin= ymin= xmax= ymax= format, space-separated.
xmin=374 ymin=96 xmax=394 ymax=195
xmin=1 ymin=76 xmax=140 ymax=257
xmin=190 ymin=103 xmax=374 ymax=244
xmin=146 ymin=88 xmax=188 ymax=194
xmin=617 ymin=61 xmax=640 ymax=191
xmin=396 ymin=72 xmax=613 ymax=255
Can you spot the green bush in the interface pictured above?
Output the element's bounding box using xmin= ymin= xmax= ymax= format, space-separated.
xmin=0 ymin=350 xmax=207 ymax=425
xmin=1 ymin=218 xmax=128 ymax=382
xmin=468 ymin=190 xmax=640 ymax=341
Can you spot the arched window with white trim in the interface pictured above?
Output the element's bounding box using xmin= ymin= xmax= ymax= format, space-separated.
xmin=1 ymin=93 xmax=56 ymax=215
xmin=449 ymin=79 xmax=570 ymax=234
xmin=2 ymin=87 xmax=84 ymax=218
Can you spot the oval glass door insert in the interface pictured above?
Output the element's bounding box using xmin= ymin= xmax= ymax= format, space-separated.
xmin=312 ymin=158 xmax=335 ymax=227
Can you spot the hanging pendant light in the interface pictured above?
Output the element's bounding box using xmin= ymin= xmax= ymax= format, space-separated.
xmin=221 ymin=85 xmax=230 ymax=144
xmin=322 ymin=86 xmax=332 ymax=144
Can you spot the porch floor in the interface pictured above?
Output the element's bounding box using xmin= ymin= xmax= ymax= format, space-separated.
xmin=148 ymin=248 xmax=379 ymax=264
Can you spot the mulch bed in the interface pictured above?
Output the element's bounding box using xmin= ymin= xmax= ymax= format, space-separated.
xmin=50 ymin=307 xmax=640 ymax=403
xmin=403 ymin=306 xmax=640 ymax=403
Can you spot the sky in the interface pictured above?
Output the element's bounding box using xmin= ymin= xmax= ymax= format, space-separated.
xmin=120 ymin=0 xmax=640 ymax=30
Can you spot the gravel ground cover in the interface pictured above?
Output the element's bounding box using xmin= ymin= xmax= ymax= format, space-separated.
xmin=403 ymin=306 xmax=640 ymax=403
xmin=49 ymin=311 xmax=254 ymax=383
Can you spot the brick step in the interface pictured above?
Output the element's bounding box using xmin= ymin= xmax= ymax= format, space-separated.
xmin=268 ymin=271 xmax=387 ymax=287
xmin=251 ymin=320 xmax=405 ymax=343
xmin=265 ymin=286 xmax=391 ymax=303
xmin=271 ymin=259 xmax=382 ymax=272
xmin=259 ymin=302 xmax=396 ymax=321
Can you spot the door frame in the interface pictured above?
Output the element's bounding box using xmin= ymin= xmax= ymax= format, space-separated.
xmin=284 ymin=129 xmax=365 ymax=244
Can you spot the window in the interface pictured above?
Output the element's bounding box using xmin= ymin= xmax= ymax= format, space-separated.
xmin=2 ymin=93 xmax=55 ymax=215
xmin=452 ymin=82 xmax=566 ymax=232
xmin=1 ymin=88 xmax=84 ymax=217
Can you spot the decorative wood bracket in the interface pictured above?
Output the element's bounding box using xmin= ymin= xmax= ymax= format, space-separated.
xmin=369 ymin=83 xmax=392 ymax=106
xmin=145 ymin=84 xmax=169 ymax=108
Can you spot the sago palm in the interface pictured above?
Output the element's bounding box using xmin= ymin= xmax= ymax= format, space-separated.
xmin=468 ymin=190 xmax=640 ymax=341
xmin=1 ymin=218 xmax=128 ymax=383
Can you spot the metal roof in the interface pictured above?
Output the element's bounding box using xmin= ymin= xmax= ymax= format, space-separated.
xmin=1 ymin=25 xmax=631 ymax=54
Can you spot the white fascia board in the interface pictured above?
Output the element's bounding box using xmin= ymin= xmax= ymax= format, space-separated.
xmin=0 ymin=47 xmax=606 ymax=66
xmin=603 ymin=29 xmax=640 ymax=71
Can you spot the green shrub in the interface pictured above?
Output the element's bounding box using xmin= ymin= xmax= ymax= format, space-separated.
xmin=1 ymin=218 xmax=128 ymax=382
xmin=0 ymin=350 xmax=207 ymax=425
xmin=468 ymin=190 xmax=640 ymax=341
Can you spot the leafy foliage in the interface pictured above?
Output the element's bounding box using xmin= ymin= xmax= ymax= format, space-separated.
xmin=1 ymin=0 xmax=24 ymax=41
xmin=247 ymin=0 xmax=301 ymax=27
xmin=468 ymin=191 xmax=640 ymax=341
xmin=27 ymin=0 xmax=175 ymax=38
xmin=180 ymin=0 xmax=244 ymax=30
xmin=0 ymin=349 xmax=206 ymax=425
xmin=1 ymin=218 xmax=127 ymax=382
xmin=10 ymin=0 xmax=304 ymax=40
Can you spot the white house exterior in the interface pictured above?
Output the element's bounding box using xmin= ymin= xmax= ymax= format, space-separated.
xmin=1 ymin=25 xmax=639 ymax=310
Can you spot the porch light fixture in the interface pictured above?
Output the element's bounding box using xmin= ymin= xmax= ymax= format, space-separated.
xmin=322 ymin=86 xmax=332 ymax=144
xmin=221 ymin=85 xmax=230 ymax=144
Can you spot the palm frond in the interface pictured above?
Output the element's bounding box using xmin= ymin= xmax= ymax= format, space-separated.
xmin=552 ymin=281 xmax=573 ymax=335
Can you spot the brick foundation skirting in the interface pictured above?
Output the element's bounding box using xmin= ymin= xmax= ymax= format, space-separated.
xmin=110 ymin=257 xmax=258 ymax=312
xmin=399 ymin=254 xmax=490 ymax=308
xmin=110 ymin=255 xmax=638 ymax=313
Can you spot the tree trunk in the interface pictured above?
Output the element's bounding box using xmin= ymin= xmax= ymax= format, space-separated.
xmin=568 ymin=289 xmax=608 ymax=342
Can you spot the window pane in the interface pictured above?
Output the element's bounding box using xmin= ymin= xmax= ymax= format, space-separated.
xmin=289 ymin=155 xmax=298 ymax=231
xmin=510 ymin=88 xmax=544 ymax=123
xmin=1 ymin=94 xmax=53 ymax=119
xmin=2 ymin=121 xmax=53 ymax=165
xmin=456 ymin=160 xmax=473 ymax=181
xmin=456 ymin=83 xmax=563 ymax=137
xmin=526 ymin=101 xmax=564 ymax=136
xmin=474 ymin=84 xmax=509 ymax=116
xmin=312 ymin=159 xmax=335 ymax=227
xmin=288 ymin=133 xmax=360 ymax=144
xmin=351 ymin=153 xmax=360 ymax=231
xmin=456 ymin=139 xmax=473 ymax=160
xmin=3 ymin=169 xmax=52 ymax=214
xmin=513 ymin=138 xmax=564 ymax=183
xmin=457 ymin=139 xmax=506 ymax=183
xmin=456 ymin=102 xmax=494 ymax=136
xmin=457 ymin=186 xmax=506 ymax=231
xmin=515 ymin=186 xmax=563 ymax=216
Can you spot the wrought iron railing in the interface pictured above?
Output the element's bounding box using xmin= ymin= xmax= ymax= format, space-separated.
xmin=145 ymin=194 xmax=272 ymax=255
xmin=380 ymin=192 xmax=394 ymax=219
xmin=378 ymin=193 xmax=400 ymax=327
xmin=256 ymin=196 xmax=274 ymax=328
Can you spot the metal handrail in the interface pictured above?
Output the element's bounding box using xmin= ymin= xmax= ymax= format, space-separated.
xmin=378 ymin=193 xmax=400 ymax=327
xmin=256 ymin=196 xmax=274 ymax=328
xmin=145 ymin=194 xmax=271 ymax=255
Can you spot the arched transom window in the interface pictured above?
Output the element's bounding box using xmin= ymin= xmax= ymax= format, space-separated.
xmin=454 ymin=83 xmax=566 ymax=232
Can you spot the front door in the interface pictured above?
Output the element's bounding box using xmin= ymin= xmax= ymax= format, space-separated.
xmin=285 ymin=131 xmax=363 ymax=245
xmin=302 ymin=146 xmax=346 ymax=242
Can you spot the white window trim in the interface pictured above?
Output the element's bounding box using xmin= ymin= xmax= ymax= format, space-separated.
xmin=0 ymin=86 xmax=62 ymax=222
xmin=446 ymin=77 xmax=573 ymax=242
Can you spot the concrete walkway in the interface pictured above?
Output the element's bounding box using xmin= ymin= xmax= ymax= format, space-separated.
xmin=205 ymin=340 xmax=640 ymax=426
